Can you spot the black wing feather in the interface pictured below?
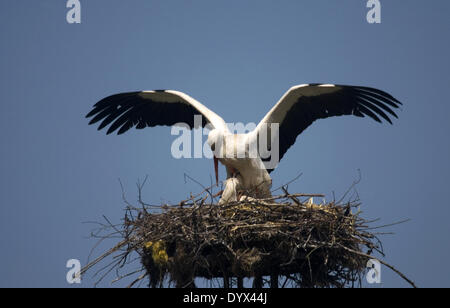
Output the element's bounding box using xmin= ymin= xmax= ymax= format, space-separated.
xmin=86 ymin=91 xmax=210 ymax=135
xmin=270 ymin=85 xmax=402 ymax=171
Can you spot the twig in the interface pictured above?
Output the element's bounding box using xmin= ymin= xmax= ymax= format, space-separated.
xmin=338 ymin=244 xmax=417 ymax=288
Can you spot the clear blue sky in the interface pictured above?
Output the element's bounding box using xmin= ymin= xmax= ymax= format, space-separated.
xmin=1 ymin=0 xmax=449 ymax=287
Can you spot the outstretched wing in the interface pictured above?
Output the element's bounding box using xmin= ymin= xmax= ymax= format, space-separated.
xmin=253 ymin=84 xmax=402 ymax=172
xmin=86 ymin=90 xmax=228 ymax=134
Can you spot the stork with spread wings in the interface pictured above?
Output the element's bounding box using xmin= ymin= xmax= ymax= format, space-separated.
xmin=86 ymin=84 xmax=402 ymax=204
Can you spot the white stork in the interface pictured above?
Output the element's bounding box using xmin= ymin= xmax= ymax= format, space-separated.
xmin=86 ymin=84 xmax=402 ymax=204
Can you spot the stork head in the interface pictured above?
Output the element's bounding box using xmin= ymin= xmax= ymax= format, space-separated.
xmin=207 ymin=129 xmax=223 ymax=154
xmin=207 ymin=129 xmax=224 ymax=186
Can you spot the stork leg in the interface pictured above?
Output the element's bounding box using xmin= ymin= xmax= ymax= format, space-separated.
xmin=213 ymin=190 xmax=224 ymax=198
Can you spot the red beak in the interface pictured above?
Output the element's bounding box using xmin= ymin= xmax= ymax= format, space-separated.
xmin=214 ymin=155 xmax=219 ymax=186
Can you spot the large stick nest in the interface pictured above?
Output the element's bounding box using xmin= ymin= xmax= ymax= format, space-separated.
xmin=82 ymin=186 xmax=416 ymax=288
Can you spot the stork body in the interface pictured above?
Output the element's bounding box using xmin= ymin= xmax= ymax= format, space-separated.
xmin=207 ymin=131 xmax=272 ymax=201
xmin=86 ymin=84 xmax=402 ymax=204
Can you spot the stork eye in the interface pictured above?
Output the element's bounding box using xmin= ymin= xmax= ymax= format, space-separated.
xmin=211 ymin=143 xmax=216 ymax=152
